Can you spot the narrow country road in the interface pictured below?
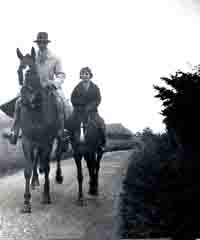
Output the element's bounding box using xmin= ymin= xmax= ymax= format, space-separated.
xmin=0 ymin=150 xmax=133 ymax=240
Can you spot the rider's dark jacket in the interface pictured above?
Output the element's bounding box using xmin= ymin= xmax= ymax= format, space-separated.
xmin=66 ymin=80 xmax=106 ymax=145
xmin=71 ymin=80 xmax=101 ymax=113
xmin=66 ymin=80 xmax=103 ymax=131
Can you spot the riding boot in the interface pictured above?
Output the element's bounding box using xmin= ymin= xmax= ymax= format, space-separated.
xmin=100 ymin=128 xmax=106 ymax=151
xmin=101 ymin=129 xmax=106 ymax=146
xmin=10 ymin=98 xmax=21 ymax=145
xmin=96 ymin=113 xmax=106 ymax=148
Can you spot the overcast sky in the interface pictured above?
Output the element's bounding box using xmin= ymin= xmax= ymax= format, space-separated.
xmin=0 ymin=0 xmax=199 ymax=133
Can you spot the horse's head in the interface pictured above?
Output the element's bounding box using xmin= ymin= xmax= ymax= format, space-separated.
xmin=17 ymin=47 xmax=36 ymax=71
xmin=73 ymin=114 xmax=101 ymax=152
xmin=20 ymin=84 xmax=42 ymax=109
xmin=17 ymin=47 xmax=42 ymax=109
xmin=79 ymin=121 xmax=87 ymax=143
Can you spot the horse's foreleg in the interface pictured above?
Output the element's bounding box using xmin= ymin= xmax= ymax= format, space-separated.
xmin=55 ymin=138 xmax=63 ymax=184
xmin=74 ymin=153 xmax=84 ymax=205
xmin=42 ymin=164 xmax=51 ymax=204
xmin=42 ymin=148 xmax=51 ymax=204
xmin=21 ymin=139 xmax=33 ymax=213
xmin=85 ymin=153 xmax=95 ymax=195
xmin=31 ymin=150 xmax=40 ymax=189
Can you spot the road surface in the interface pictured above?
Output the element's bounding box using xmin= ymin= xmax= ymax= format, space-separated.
xmin=0 ymin=150 xmax=133 ymax=240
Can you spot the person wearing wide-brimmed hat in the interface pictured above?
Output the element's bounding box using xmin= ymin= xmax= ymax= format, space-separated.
xmin=10 ymin=32 xmax=72 ymax=144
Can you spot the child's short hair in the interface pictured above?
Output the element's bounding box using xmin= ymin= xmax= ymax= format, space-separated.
xmin=80 ymin=67 xmax=93 ymax=79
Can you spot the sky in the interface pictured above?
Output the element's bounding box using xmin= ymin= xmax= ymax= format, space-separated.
xmin=0 ymin=0 xmax=199 ymax=133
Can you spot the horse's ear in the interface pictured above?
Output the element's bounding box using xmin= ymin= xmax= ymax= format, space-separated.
xmin=31 ymin=47 xmax=36 ymax=60
xmin=16 ymin=48 xmax=23 ymax=60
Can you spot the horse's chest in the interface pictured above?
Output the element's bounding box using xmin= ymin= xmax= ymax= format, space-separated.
xmin=21 ymin=108 xmax=47 ymax=133
xmin=22 ymin=108 xmax=42 ymax=122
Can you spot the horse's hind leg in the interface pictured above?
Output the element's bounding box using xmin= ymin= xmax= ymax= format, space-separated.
xmin=94 ymin=149 xmax=103 ymax=195
xmin=55 ymin=138 xmax=64 ymax=184
xmin=21 ymin=139 xmax=33 ymax=213
xmin=74 ymin=153 xmax=85 ymax=206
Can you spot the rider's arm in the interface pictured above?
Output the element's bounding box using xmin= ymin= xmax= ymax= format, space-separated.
xmin=71 ymin=85 xmax=84 ymax=106
xmin=86 ymin=85 xmax=101 ymax=111
xmin=53 ymin=57 xmax=66 ymax=89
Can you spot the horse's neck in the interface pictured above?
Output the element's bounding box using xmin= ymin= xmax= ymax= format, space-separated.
xmin=42 ymin=89 xmax=61 ymax=124
xmin=24 ymin=66 xmax=41 ymax=89
xmin=21 ymin=90 xmax=59 ymax=137
xmin=30 ymin=63 xmax=38 ymax=73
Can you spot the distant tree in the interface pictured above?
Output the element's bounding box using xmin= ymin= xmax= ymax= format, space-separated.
xmin=142 ymin=127 xmax=154 ymax=135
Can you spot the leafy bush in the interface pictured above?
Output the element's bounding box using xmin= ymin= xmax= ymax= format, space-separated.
xmin=118 ymin=130 xmax=178 ymax=238
xmin=116 ymin=67 xmax=200 ymax=238
xmin=106 ymin=123 xmax=134 ymax=139
xmin=151 ymin=67 xmax=200 ymax=238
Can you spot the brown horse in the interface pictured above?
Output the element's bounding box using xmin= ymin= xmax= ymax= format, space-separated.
xmin=16 ymin=47 xmax=67 ymax=213
xmin=69 ymin=113 xmax=105 ymax=206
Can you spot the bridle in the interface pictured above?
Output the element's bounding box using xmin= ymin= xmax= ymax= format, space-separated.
xmin=17 ymin=52 xmax=42 ymax=110
xmin=79 ymin=113 xmax=95 ymax=143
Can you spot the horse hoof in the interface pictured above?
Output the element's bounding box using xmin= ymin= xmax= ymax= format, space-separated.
xmin=21 ymin=204 xmax=31 ymax=213
xmin=88 ymin=189 xmax=99 ymax=196
xmin=76 ymin=198 xmax=86 ymax=206
xmin=41 ymin=196 xmax=51 ymax=204
xmin=31 ymin=180 xmax=40 ymax=190
xmin=35 ymin=179 xmax=40 ymax=186
xmin=55 ymin=175 xmax=63 ymax=184
xmin=41 ymin=199 xmax=51 ymax=204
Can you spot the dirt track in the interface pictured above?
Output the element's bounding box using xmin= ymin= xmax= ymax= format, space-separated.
xmin=0 ymin=150 xmax=133 ymax=240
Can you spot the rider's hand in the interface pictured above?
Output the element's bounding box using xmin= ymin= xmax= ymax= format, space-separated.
xmin=85 ymin=105 xmax=91 ymax=112
xmin=45 ymin=81 xmax=57 ymax=90
xmin=58 ymin=129 xmax=64 ymax=138
xmin=86 ymin=104 xmax=95 ymax=112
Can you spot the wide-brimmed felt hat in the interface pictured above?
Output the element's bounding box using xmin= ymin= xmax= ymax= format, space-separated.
xmin=33 ymin=32 xmax=51 ymax=43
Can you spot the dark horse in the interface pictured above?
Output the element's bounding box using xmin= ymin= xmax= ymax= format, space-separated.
xmin=69 ymin=113 xmax=105 ymax=206
xmin=16 ymin=47 xmax=67 ymax=213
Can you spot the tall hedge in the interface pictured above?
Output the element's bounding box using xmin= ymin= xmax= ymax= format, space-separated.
xmin=154 ymin=68 xmax=200 ymax=154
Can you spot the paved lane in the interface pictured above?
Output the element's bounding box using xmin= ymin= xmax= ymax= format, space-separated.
xmin=0 ymin=150 xmax=133 ymax=240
